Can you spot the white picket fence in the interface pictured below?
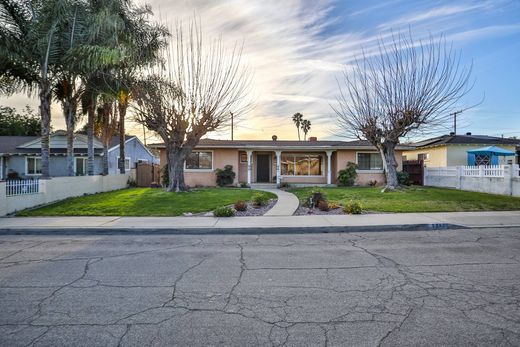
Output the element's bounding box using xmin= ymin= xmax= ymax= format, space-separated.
xmin=6 ymin=179 xmax=42 ymax=196
xmin=424 ymin=165 xmax=520 ymax=196
xmin=461 ymin=165 xmax=505 ymax=177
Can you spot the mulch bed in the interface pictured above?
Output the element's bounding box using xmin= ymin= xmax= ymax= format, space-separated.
xmin=293 ymin=206 xmax=345 ymax=215
xmin=234 ymin=199 xmax=277 ymax=217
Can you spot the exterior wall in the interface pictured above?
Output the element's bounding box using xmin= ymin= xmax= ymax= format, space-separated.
xmin=334 ymin=149 xmax=404 ymax=186
xmin=402 ymin=146 xmax=448 ymax=167
xmin=1 ymin=174 xmax=129 ymax=216
xmin=108 ymin=138 xmax=157 ymax=175
xmin=446 ymin=144 xmax=517 ymax=166
xmin=4 ymin=155 xmax=104 ymax=177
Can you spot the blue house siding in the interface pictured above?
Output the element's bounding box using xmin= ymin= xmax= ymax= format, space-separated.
xmin=3 ymin=155 xmax=103 ymax=178
xmin=108 ymin=137 xmax=157 ymax=174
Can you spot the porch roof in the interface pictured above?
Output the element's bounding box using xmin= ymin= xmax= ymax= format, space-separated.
xmin=148 ymin=139 xmax=413 ymax=151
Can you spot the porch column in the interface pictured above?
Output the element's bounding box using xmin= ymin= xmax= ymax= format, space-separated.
xmin=246 ymin=150 xmax=253 ymax=186
xmin=326 ymin=150 xmax=334 ymax=185
xmin=275 ymin=151 xmax=281 ymax=187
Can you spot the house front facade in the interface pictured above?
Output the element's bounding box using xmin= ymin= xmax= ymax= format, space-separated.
xmin=403 ymin=133 xmax=520 ymax=167
xmin=150 ymin=138 xmax=409 ymax=187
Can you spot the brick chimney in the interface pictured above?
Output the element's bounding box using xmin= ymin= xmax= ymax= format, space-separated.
xmin=309 ymin=136 xmax=317 ymax=142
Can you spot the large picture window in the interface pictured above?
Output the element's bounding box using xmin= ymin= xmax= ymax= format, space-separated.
xmin=26 ymin=157 xmax=42 ymax=175
xmin=186 ymin=151 xmax=213 ymax=170
xmin=357 ymin=152 xmax=383 ymax=171
xmin=281 ymin=154 xmax=323 ymax=176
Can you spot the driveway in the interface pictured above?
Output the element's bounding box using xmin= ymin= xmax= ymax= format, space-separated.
xmin=1 ymin=228 xmax=519 ymax=346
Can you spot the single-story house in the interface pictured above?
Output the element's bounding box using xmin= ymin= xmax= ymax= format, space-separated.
xmin=149 ymin=137 xmax=410 ymax=187
xmin=403 ymin=133 xmax=520 ymax=167
xmin=0 ymin=131 xmax=158 ymax=179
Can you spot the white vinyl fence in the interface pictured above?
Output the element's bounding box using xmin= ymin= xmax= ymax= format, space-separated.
xmin=425 ymin=164 xmax=520 ymax=196
xmin=0 ymin=174 xmax=129 ymax=216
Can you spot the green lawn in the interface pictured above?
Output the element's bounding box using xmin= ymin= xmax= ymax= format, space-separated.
xmin=18 ymin=188 xmax=276 ymax=217
xmin=288 ymin=186 xmax=520 ymax=213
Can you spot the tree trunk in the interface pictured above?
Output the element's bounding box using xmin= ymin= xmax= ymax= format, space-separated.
xmin=118 ymin=101 xmax=126 ymax=174
xmin=379 ymin=141 xmax=399 ymax=190
xmin=102 ymin=143 xmax=109 ymax=175
xmin=65 ymin=101 xmax=75 ymax=176
xmin=166 ymin=143 xmax=189 ymax=192
xmin=87 ymin=99 xmax=95 ymax=176
xmin=39 ymin=80 xmax=52 ymax=179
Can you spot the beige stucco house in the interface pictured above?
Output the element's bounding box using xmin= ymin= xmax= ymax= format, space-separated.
xmin=403 ymin=133 xmax=520 ymax=167
xmin=150 ymin=138 xmax=409 ymax=187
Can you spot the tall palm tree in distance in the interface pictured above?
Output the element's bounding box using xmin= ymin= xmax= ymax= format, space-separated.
xmin=301 ymin=119 xmax=311 ymax=140
xmin=292 ymin=112 xmax=303 ymax=140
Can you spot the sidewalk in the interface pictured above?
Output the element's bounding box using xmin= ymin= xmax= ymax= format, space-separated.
xmin=1 ymin=211 xmax=520 ymax=235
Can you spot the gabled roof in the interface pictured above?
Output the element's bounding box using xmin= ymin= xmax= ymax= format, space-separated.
xmin=148 ymin=138 xmax=413 ymax=150
xmin=411 ymin=134 xmax=520 ymax=149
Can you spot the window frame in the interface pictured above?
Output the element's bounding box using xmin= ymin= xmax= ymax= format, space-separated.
xmin=417 ymin=153 xmax=430 ymax=161
xmin=25 ymin=156 xmax=43 ymax=176
xmin=116 ymin=156 xmax=132 ymax=171
xmin=279 ymin=153 xmax=325 ymax=177
xmin=240 ymin=152 xmax=247 ymax=163
xmin=74 ymin=157 xmax=88 ymax=176
xmin=184 ymin=150 xmax=214 ymax=172
xmin=355 ymin=151 xmax=384 ymax=172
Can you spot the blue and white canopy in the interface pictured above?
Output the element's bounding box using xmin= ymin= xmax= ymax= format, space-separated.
xmin=467 ymin=146 xmax=516 ymax=156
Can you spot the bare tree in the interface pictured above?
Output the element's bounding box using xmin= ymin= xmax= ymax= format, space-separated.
xmin=133 ymin=22 xmax=252 ymax=192
xmin=333 ymin=33 xmax=473 ymax=190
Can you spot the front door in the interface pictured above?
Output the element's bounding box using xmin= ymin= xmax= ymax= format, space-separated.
xmin=256 ymin=154 xmax=270 ymax=182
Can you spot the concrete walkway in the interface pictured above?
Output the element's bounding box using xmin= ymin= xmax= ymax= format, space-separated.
xmin=257 ymin=188 xmax=300 ymax=216
xmin=1 ymin=211 xmax=520 ymax=234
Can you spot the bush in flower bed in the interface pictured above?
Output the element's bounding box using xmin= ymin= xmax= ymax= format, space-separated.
xmin=306 ymin=189 xmax=327 ymax=208
xmin=317 ymin=200 xmax=329 ymax=211
xmin=213 ymin=206 xmax=235 ymax=217
xmin=328 ymin=201 xmax=341 ymax=210
xmin=234 ymin=200 xmax=248 ymax=211
xmin=252 ymin=193 xmax=270 ymax=207
xmin=343 ymin=201 xmax=362 ymax=214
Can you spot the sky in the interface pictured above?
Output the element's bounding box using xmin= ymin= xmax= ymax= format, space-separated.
xmin=2 ymin=0 xmax=519 ymax=142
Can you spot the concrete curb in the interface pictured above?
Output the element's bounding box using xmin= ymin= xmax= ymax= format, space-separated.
xmin=0 ymin=223 xmax=466 ymax=235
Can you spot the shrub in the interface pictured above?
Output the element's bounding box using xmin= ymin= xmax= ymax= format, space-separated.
xmin=234 ymin=200 xmax=248 ymax=211
xmin=397 ymin=171 xmax=411 ymax=186
xmin=368 ymin=180 xmax=378 ymax=187
xmin=279 ymin=182 xmax=290 ymax=189
xmin=127 ymin=178 xmax=137 ymax=187
xmin=215 ymin=165 xmax=236 ymax=187
xmin=252 ymin=193 xmax=270 ymax=206
xmin=306 ymin=189 xmax=326 ymax=208
xmin=328 ymin=201 xmax=340 ymax=210
xmin=338 ymin=162 xmax=358 ymax=186
xmin=213 ymin=206 xmax=235 ymax=217
xmin=239 ymin=182 xmax=249 ymax=188
xmin=317 ymin=200 xmax=329 ymax=211
xmin=343 ymin=201 xmax=362 ymax=214
xmin=161 ymin=165 xmax=169 ymax=188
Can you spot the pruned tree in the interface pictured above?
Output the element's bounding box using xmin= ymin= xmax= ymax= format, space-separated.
xmin=301 ymin=119 xmax=311 ymax=140
xmin=133 ymin=22 xmax=252 ymax=192
xmin=292 ymin=112 xmax=303 ymax=140
xmin=333 ymin=33 xmax=473 ymax=190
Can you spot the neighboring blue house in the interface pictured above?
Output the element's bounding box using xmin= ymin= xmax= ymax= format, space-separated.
xmin=0 ymin=131 xmax=157 ymax=179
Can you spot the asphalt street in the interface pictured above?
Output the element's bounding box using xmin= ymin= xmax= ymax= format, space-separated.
xmin=1 ymin=227 xmax=519 ymax=346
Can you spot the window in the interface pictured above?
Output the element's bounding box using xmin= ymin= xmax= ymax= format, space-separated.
xmin=117 ymin=157 xmax=131 ymax=171
xmin=417 ymin=153 xmax=430 ymax=161
xmin=280 ymin=154 xmax=323 ymax=176
xmin=186 ymin=151 xmax=213 ymax=170
xmin=475 ymin=154 xmax=490 ymax=166
xmin=75 ymin=157 xmax=88 ymax=176
xmin=357 ymin=153 xmax=383 ymax=171
xmin=240 ymin=153 xmax=247 ymax=163
xmin=137 ymin=159 xmax=149 ymax=163
xmin=26 ymin=157 xmax=42 ymax=175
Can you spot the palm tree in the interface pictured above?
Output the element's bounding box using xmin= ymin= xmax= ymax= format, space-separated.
xmin=292 ymin=112 xmax=303 ymax=140
xmin=1 ymin=0 xmax=82 ymax=178
xmin=301 ymin=119 xmax=311 ymax=140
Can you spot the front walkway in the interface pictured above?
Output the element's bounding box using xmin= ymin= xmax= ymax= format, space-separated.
xmin=257 ymin=188 xmax=300 ymax=216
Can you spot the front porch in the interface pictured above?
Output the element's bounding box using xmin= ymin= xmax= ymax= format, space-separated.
xmin=239 ymin=150 xmax=335 ymax=186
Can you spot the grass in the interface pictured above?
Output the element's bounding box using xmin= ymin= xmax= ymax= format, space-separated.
xmin=18 ymin=188 xmax=276 ymax=217
xmin=288 ymin=186 xmax=520 ymax=213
